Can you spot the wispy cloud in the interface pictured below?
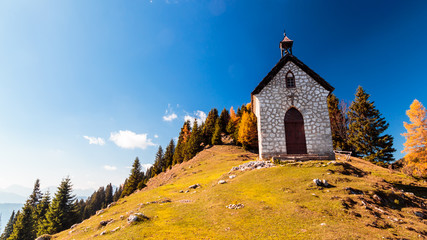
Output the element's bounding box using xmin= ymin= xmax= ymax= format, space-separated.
xmin=184 ymin=110 xmax=207 ymax=124
xmin=141 ymin=163 xmax=153 ymax=171
xmin=104 ymin=165 xmax=117 ymax=171
xmin=163 ymin=113 xmax=177 ymax=122
xmin=109 ymin=130 xmax=156 ymax=150
xmin=154 ymin=134 xmax=159 ymax=138
xmin=83 ymin=136 xmax=106 ymax=146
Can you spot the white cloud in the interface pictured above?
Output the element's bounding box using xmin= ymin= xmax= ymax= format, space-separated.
xmin=104 ymin=165 xmax=117 ymax=171
xmin=141 ymin=164 xmax=153 ymax=171
xmin=83 ymin=136 xmax=106 ymax=146
xmin=184 ymin=110 xmax=207 ymax=125
xmin=163 ymin=113 xmax=177 ymax=122
xmin=109 ymin=130 xmax=156 ymax=150
xmin=154 ymin=134 xmax=159 ymax=138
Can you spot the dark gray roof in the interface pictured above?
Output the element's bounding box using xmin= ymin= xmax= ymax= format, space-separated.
xmin=251 ymin=54 xmax=334 ymax=95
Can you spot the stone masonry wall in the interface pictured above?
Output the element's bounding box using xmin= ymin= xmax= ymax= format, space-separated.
xmin=253 ymin=61 xmax=334 ymax=159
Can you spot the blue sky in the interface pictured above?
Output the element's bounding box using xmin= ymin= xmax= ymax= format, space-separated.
xmin=0 ymin=0 xmax=426 ymax=191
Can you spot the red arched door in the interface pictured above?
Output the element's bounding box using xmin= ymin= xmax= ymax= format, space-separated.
xmin=285 ymin=108 xmax=307 ymax=154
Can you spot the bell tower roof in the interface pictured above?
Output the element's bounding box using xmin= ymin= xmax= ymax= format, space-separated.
xmin=280 ymin=31 xmax=293 ymax=56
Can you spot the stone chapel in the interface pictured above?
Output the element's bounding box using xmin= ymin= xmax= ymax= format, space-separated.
xmin=251 ymin=33 xmax=335 ymax=160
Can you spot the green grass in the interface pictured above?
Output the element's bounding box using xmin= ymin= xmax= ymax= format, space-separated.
xmin=54 ymin=146 xmax=427 ymax=240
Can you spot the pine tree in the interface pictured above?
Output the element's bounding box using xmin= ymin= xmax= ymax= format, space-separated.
xmin=28 ymin=179 xmax=42 ymax=208
xmin=237 ymin=111 xmax=258 ymax=150
xmin=226 ymin=107 xmax=239 ymax=144
xmin=112 ymin=184 xmax=123 ymax=202
xmin=153 ymin=146 xmax=164 ymax=175
xmin=35 ymin=191 xmax=50 ymax=236
xmin=121 ymin=158 xmax=143 ymax=197
xmin=164 ymin=139 xmax=175 ymax=170
xmin=218 ymin=108 xmax=230 ymax=133
xmin=184 ymin=120 xmax=203 ymax=161
xmin=8 ymin=203 xmax=36 ymax=240
xmin=202 ymin=108 xmax=218 ymax=145
xmin=173 ymin=121 xmax=191 ymax=164
xmin=212 ymin=119 xmax=222 ymax=145
xmin=105 ymin=184 xmax=113 ymax=207
xmin=40 ymin=177 xmax=78 ymax=235
xmin=327 ymin=94 xmax=350 ymax=150
xmin=347 ymin=86 xmax=395 ymax=164
xmin=402 ymin=99 xmax=427 ymax=178
xmin=0 ymin=210 xmax=16 ymax=240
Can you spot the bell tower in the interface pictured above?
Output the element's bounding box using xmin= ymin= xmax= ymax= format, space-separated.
xmin=280 ymin=31 xmax=293 ymax=57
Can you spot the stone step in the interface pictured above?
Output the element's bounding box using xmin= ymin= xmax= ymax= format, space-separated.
xmin=274 ymin=154 xmax=332 ymax=161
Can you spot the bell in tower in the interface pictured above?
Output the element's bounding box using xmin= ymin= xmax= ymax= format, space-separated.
xmin=280 ymin=31 xmax=293 ymax=57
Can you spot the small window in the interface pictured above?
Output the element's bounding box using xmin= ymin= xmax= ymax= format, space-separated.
xmin=286 ymin=71 xmax=295 ymax=88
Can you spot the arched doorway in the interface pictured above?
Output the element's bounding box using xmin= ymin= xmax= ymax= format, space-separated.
xmin=284 ymin=108 xmax=307 ymax=154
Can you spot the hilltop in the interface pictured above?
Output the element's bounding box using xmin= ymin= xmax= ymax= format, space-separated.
xmin=53 ymin=145 xmax=426 ymax=239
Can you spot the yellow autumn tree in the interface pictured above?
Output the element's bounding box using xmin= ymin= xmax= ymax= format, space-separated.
xmin=238 ymin=111 xmax=258 ymax=150
xmin=401 ymin=99 xmax=427 ymax=178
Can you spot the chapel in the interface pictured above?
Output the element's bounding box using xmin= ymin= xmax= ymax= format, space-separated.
xmin=251 ymin=33 xmax=335 ymax=160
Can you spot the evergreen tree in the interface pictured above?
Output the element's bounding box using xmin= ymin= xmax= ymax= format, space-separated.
xmin=173 ymin=121 xmax=191 ymax=164
xmin=218 ymin=108 xmax=230 ymax=133
xmin=40 ymin=177 xmax=78 ymax=235
xmin=347 ymin=86 xmax=395 ymax=164
xmin=237 ymin=111 xmax=258 ymax=150
xmin=212 ymin=119 xmax=222 ymax=145
xmin=202 ymin=108 xmax=218 ymax=145
xmin=0 ymin=210 xmax=16 ymax=240
xmin=28 ymin=179 xmax=42 ymax=208
xmin=184 ymin=120 xmax=203 ymax=161
xmin=121 ymin=158 xmax=143 ymax=197
xmin=164 ymin=139 xmax=175 ymax=170
xmin=35 ymin=191 xmax=50 ymax=236
xmin=226 ymin=107 xmax=239 ymax=144
xmin=8 ymin=202 xmax=35 ymax=240
xmin=112 ymin=184 xmax=123 ymax=202
xmin=402 ymin=99 xmax=427 ymax=178
xmin=105 ymin=184 xmax=114 ymax=207
xmin=153 ymin=146 xmax=164 ymax=175
xmin=327 ymin=94 xmax=350 ymax=150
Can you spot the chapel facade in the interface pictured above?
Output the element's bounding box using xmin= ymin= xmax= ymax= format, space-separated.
xmin=251 ymin=33 xmax=335 ymax=160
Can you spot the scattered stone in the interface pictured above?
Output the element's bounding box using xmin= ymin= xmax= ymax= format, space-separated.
xmin=345 ymin=187 xmax=364 ymax=195
xmin=313 ymin=179 xmax=329 ymax=187
xmin=96 ymin=209 xmax=105 ymax=216
xmin=127 ymin=213 xmax=149 ymax=224
xmin=70 ymin=223 xmax=79 ymax=229
xmin=35 ymin=235 xmax=52 ymax=240
xmin=373 ymin=194 xmax=382 ymax=202
xmin=226 ymin=203 xmax=244 ymax=209
xmin=327 ymin=161 xmax=336 ymax=165
xmin=218 ymin=180 xmax=227 ymax=184
xmin=100 ymin=231 xmax=107 ymax=236
xmin=188 ymin=184 xmax=201 ymax=189
xmin=230 ymin=161 xmax=274 ymax=172
xmin=320 ymin=223 xmax=326 ymax=226
xmin=111 ymin=227 xmax=120 ymax=233
xmin=179 ymin=199 xmax=192 ymax=203
xmin=69 ymin=229 xmax=75 ymax=234
xmin=185 ymin=190 xmax=189 ymax=193
xmin=414 ymin=211 xmax=426 ymax=219
xmin=179 ymin=190 xmax=184 ymax=193
xmin=107 ymin=202 xmax=116 ymax=209
xmin=100 ymin=219 xmax=114 ymax=226
xmin=120 ymin=215 xmax=124 ymax=220
xmin=229 ymin=175 xmax=236 ymax=179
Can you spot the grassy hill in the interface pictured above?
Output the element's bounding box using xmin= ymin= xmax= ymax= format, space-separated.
xmin=54 ymin=145 xmax=426 ymax=239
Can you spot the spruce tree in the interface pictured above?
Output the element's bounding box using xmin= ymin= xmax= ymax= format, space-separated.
xmin=40 ymin=177 xmax=78 ymax=235
xmin=164 ymin=139 xmax=175 ymax=170
xmin=112 ymin=185 xmax=123 ymax=202
xmin=212 ymin=119 xmax=222 ymax=145
xmin=35 ymin=191 xmax=50 ymax=236
xmin=153 ymin=146 xmax=164 ymax=175
xmin=121 ymin=158 xmax=143 ymax=197
xmin=0 ymin=210 xmax=16 ymax=240
xmin=327 ymin=94 xmax=350 ymax=150
xmin=8 ymin=202 xmax=36 ymax=240
xmin=28 ymin=179 xmax=42 ymax=208
xmin=202 ymin=108 xmax=218 ymax=145
xmin=184 ymin=120 xmax=203 ymax=161
xmin=173 ymin=121 xmax=191 ymax=164
xmin=218 ymin=108 xmax=230 ymax=133
xmin=347 ymin=86 xmax=395 ymax=164
xmin=105 ymin=184 xmax=114 ymax=207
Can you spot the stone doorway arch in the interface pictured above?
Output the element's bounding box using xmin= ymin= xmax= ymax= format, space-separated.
xmin=284 ymin=108 xmax=307 ymax=154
